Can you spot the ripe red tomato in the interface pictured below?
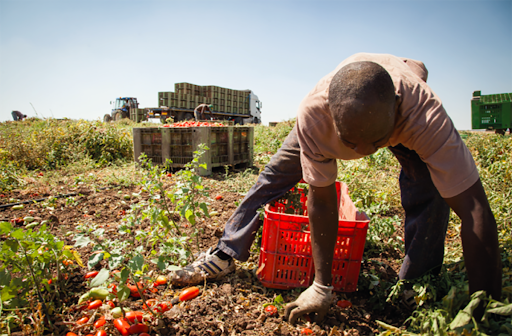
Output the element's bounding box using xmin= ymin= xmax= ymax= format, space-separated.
xmin=215 ymin=195 xmax=223 ymax=200
xmin=156 ymin=302 xmax=171 ymax=313
xmin=336 ymin=300 xmax=352 ymax=308
xmin=128 ymin=323 xmax=149 ymax=334
xmin=76 ymin=316 xmax=89 ymax=325
xmin=301 ymin=328 xmax=314 ymax=335
xmin=84 ymin=271 xmax=99 ymax=279
xmin=113 ymin=318 xmax=130 ymax=336
xmin=125 ymin=311 xmax=144 ymax=323
xmin=179 ymin=286 xmax=200 ymax=301
xmin=106 ymin=300 xmax=115 ymax=308
xmin=139 ymin=333 xmax=151 ymax=336
xmin=88 ymin=299 xmax=103 ymax=310
xmin=95 ymin=331 xmax=107 ymax=336
xmin=66 ymin=333 xmax=79 ymax=336
xmin=264 ymin=304 xmax=278 ymax=317
xmin=94 ymin=316 xmax=106 ymax=328
xmin=127 ymin=282 xmax=144 ymax=297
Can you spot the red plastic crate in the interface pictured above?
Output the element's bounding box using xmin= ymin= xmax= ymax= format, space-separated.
xmin=257 ymin=182 xmax=369 ymax=292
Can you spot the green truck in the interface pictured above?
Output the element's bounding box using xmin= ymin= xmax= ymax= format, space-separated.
xmin=471 ymin=91 xmax=512 ymax=134
xmin=106 ymin=83 xmax=263 ymax=125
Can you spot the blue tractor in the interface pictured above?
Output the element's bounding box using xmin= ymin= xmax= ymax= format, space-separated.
xmin=104 ymin=97 xmax=139 ymax=122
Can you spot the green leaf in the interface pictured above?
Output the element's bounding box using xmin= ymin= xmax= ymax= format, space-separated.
xmin=1 ymin=286 xmax=16 ymax=301
xmin=88 ymin=253 xmax=103 ymax=269
xmin=0 ymin=221 xmax=13 ymax=234
xmin=109 ymin=254 xmax=124 ymax=270
xmin=120 ymin=268 xmax=130 ymax=284
xmin=0 ymin=269 xmax=12 ymax=286
xmin=5 ymin=239 xmax=19 ymax=253
xmin=450 ymin=310 xmax=473 ymax=330
xmin=11 ymin=229 xmax=24 ymax=240
xmin=450 ymin=290 xmax=486 ymax=329
xmin=185 ymin=209 xmax=195 ymax=225
xmin=199 ymin=203 xmax=209 ymax=217
xmin=166 ymin=265 xmax=182 ymax=271
xmin=487 ymin=303 xmax=512 ymax=316
xmin=74 ymin=235 xmax=93 ymax=248
xmin=116 ymin=284 xmax=130 ymax=302
xmin=127 ymin=254 xmax=144 ymax=272
xmin=89 ymin=268 xmax=110 ymax=287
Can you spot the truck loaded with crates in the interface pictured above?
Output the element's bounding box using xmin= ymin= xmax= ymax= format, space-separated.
xmin=106 ymin=82 xmax=263 ymax=125
xmin=471 ymin=90 xmax=512 ymax=134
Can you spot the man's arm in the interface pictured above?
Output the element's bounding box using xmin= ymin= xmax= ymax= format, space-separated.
xmin=308 ymin=183 xmax=339 ymax=285
xmin=284 ymin=182 xmax=339 ymax=324
xmin=444 ymin=178 xmax=502 ymax=306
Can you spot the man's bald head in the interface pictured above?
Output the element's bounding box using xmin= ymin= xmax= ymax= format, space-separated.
xmin=328 ymin=61 xmax=397 ymax=155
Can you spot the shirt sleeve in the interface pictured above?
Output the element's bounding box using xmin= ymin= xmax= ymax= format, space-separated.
xmin=296 ymin=95 xmax=339 ymax=188
xmin=395 ymin=82 xmax=479 ymax=198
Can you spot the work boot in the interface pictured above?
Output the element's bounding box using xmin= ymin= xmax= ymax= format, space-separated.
xmin=168 ymin=247 xmax=236 ymax=286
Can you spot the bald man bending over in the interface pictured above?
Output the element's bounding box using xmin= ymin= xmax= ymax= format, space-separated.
xmin=169 ymin=53 xmax=501 ymax=324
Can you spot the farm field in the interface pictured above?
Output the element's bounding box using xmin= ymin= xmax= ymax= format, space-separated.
xmin=0 ymin=118 xmax=511 ymax=336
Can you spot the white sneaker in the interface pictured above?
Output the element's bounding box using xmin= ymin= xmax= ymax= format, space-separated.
xmin=168 ymin=247 xmax=236 ymax=286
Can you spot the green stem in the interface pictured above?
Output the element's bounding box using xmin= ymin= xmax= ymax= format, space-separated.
xmin=15 ymin=238 xmax=54 ymax=332
xmin=129 ymin=274 xmax=158 ymax=318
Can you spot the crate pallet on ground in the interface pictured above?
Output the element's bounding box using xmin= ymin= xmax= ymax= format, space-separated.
xmin=136 ymin=128 xmax=163 ymax=164
xmin=257 ymin=181 xmax=369 ymax=292
xmin=133 ymin=126 xmax=254 ymax=176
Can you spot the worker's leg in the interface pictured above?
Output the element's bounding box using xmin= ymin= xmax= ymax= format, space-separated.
xmin=194 ymin=111 xmax=200 ymax=121
xmin=169 ymin=126 xmax=302 ymax=285
xmin=11 ymin=111 xmax=18 ymax=121
xmin=388 ymin=144 xmax=451 ymax=280
xmin=217 ymin=125 xmax=303 ymax=261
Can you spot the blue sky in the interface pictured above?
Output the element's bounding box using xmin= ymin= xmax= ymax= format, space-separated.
xmin=1 ymin=0 xmax=510 ymax=129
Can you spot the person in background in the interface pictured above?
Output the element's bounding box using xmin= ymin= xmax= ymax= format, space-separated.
xmin=194 ymin=104 xmax=213 ymax=121
xmin=11 ymin=111 xmax=27 ymax=121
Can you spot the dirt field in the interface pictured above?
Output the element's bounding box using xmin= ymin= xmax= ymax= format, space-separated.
xmin=0 ymin=169 xmax=409 ymax=336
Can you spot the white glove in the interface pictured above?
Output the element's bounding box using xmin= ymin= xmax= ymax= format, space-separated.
xmin=284 ymin=281 xmax=333 ymax=325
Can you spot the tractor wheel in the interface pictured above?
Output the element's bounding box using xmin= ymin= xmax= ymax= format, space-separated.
xmin=184 ymin=113 xmax=194 ymax=121
xmin=252 ymin=117 xmax=260 ymax=124
xmin=104 ymin=114 xmax=112 ymax=123
xmin=234 ymin=117 xmax=243 ymax=125
xmin=495 ymin=129 xmax=506 ymax=135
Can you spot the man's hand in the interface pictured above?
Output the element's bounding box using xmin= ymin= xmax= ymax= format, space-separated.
xmin=284 ymin=281 xmax=333 ymax=325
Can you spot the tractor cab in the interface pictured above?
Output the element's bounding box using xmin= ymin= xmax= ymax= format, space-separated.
xmin=105 ymin=97 xmax=139 ymax=122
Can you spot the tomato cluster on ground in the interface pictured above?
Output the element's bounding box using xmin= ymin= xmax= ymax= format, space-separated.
xmin=161 ymin=121 xmax=225 ymax=128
